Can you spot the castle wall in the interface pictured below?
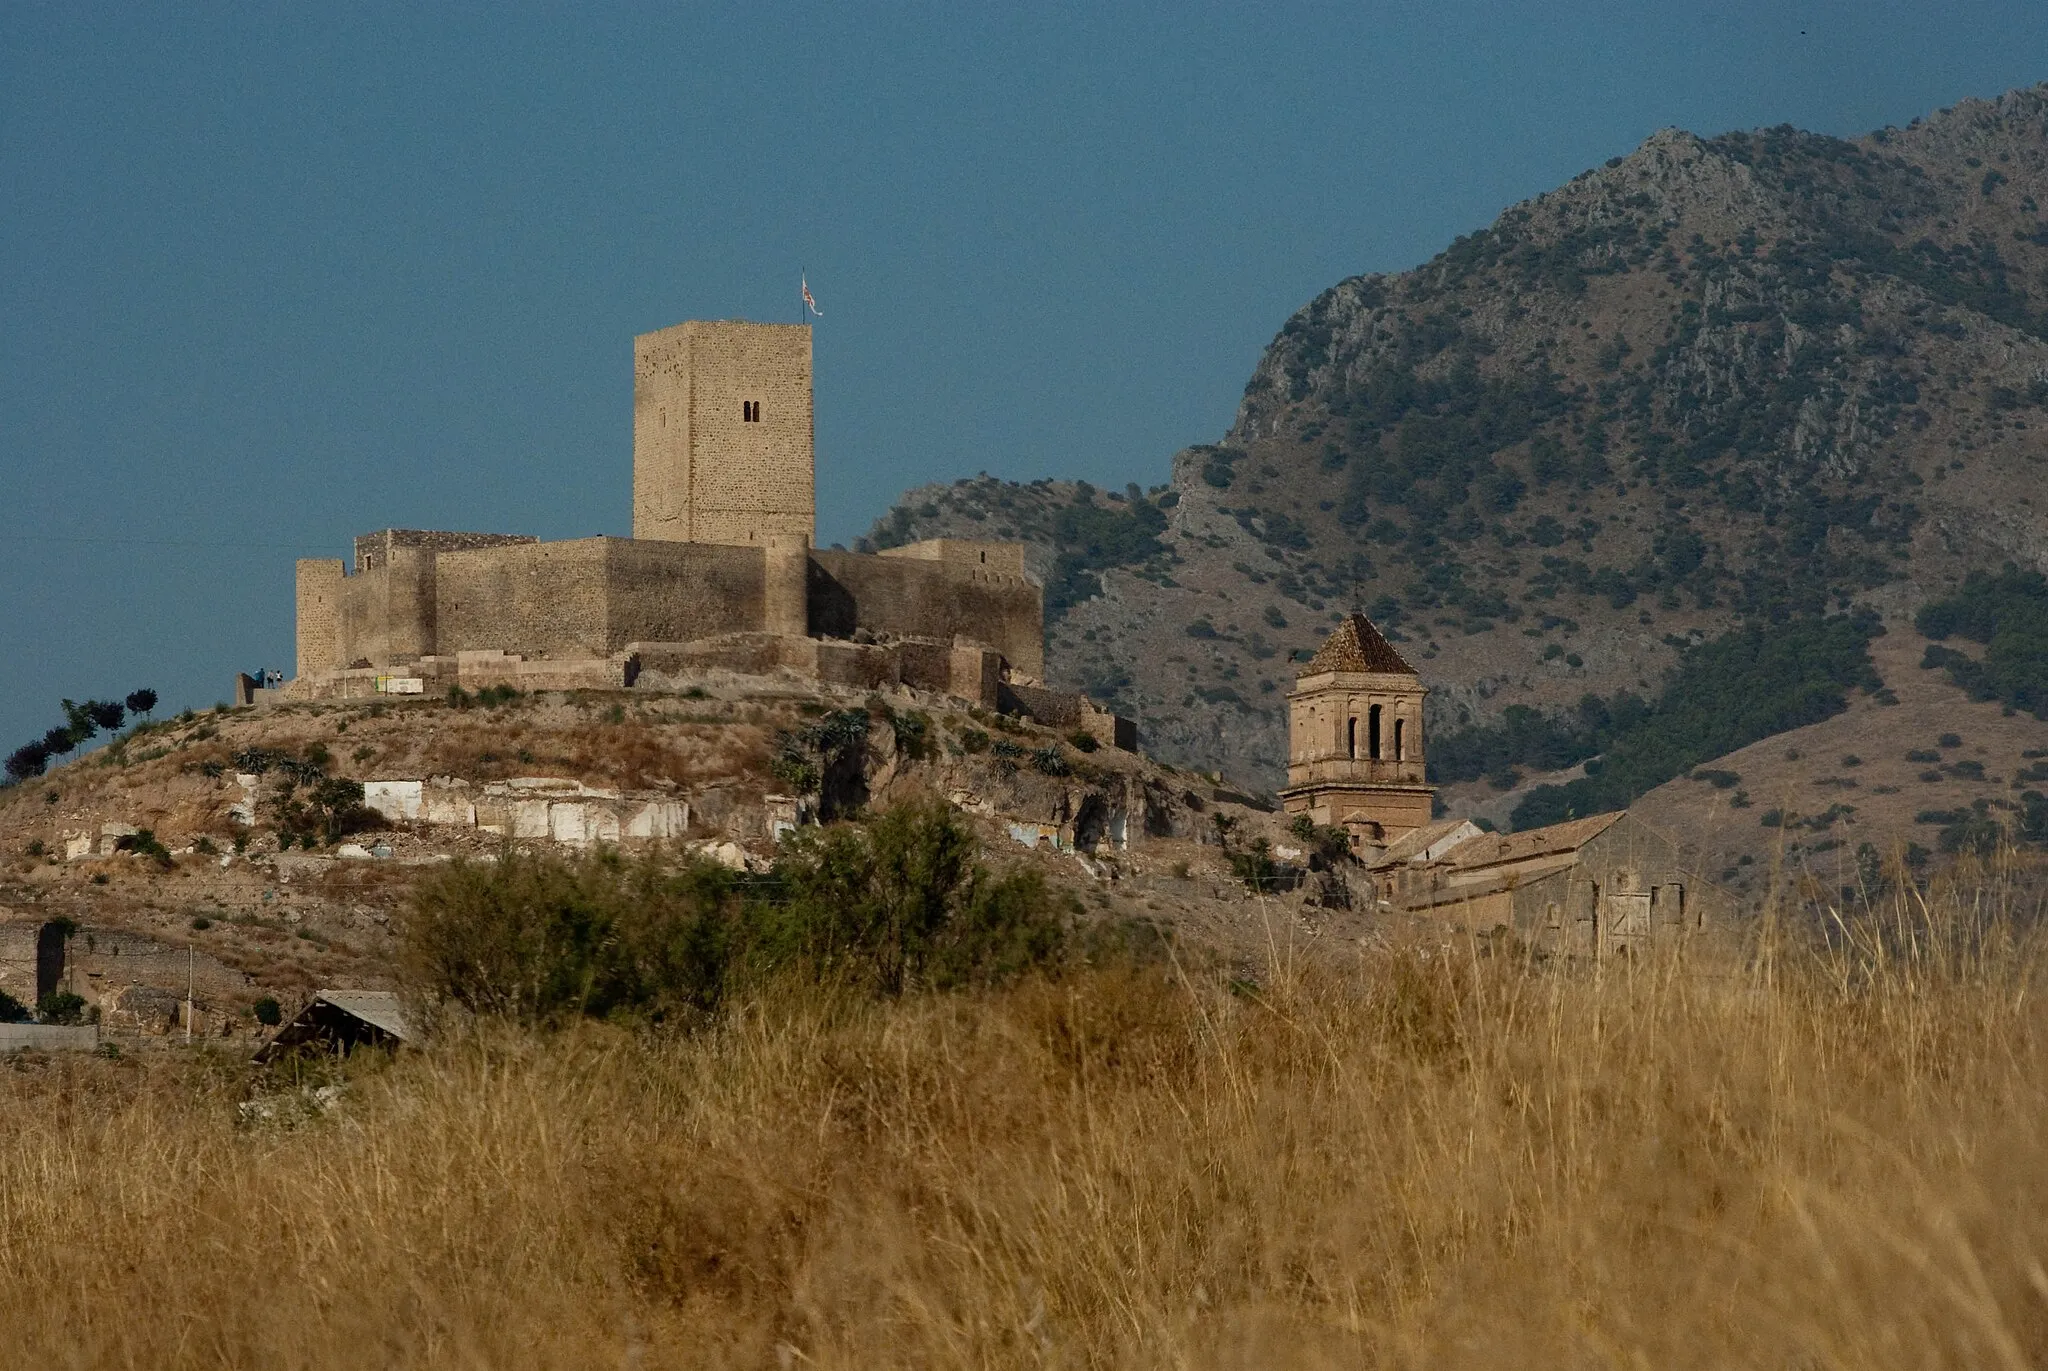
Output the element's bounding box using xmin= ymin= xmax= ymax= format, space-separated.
xmin=687 ymin=322 xmax=813 ymax=546
xmin=332 ymin=548 xmax=437 ymax=669
xmin=878 ymin=538 xmax=1028 ymax=578
xmin=633 ymin=321 xmax=813 ymax=547
xmin=434 ymin=538 xmax=613 ymax=660
xmin=355 ymin=529 xmax=534 ymax=572
xmin=295 ymin=560 xmax=344 ymax=677
xmin=603 ymin=538 xmax=768 ymax=649
xmin=633 ymin=325 xmax=693 ymax=541
xmin=810 ymin=548 xmax=1045 ymax=679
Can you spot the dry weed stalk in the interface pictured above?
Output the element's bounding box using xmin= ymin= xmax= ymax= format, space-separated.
xmin=0 ymin=871 xmax=2042 ymax=1368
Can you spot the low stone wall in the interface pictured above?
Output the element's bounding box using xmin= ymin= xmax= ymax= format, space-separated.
xmin=0 ymin=1024 xmax=99 ymax=1053
xmin=1000 ymin=684 xmax=1137 ymax=751
xmin=361 ymin=777 xmax=688 ymax=846
xmin=625 ymin=634 xmax=1005 ymax=709
xmin=265 ymin=651 xmax=632 ymax=705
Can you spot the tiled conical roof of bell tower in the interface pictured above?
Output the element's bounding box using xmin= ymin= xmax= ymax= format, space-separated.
xmin=1298 ymin=613 xmax=1415 ymax=677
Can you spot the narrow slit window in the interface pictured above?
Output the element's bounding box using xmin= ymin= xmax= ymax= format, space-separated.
xmin=1368 ymin=704 xmax=1383 ymax=759
xmin=742 ymin=400 xmax=761 ymax=422
xmin=1346 ymin=717 xmax=1357 ymax=759
xmin=1394 ymin=717 xmax=1406 ymax=761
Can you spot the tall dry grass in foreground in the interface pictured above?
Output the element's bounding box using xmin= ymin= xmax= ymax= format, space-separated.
xmin=2 ymin=876 xmax=2046 ymax=1368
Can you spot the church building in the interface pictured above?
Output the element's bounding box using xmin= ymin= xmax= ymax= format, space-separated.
xmin=1279 ymin=613 xmax=1435 ymax=848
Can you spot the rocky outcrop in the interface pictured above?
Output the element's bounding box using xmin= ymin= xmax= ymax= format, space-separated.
xmin=871 ymin=84 xmax=2048 ymax=791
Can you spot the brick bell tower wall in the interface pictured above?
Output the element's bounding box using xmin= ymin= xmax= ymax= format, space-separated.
xmin=633 ymin=321 xmax=814 ymax=547
xmin=809 ymin=549 xmax=1045 ymax=679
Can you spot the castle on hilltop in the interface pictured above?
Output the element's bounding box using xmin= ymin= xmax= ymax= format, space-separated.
xmin=272 ymin=319 xmax=1131 ymax=747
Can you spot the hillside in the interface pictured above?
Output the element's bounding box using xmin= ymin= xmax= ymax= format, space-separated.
xmin=869 ymin=84 xmax=2048 ymax=813
xmin=0 ymin=676 xmax=1335 ymax=1036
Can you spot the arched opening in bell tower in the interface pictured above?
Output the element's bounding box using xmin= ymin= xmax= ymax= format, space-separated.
xmin=1368 ymin=704 xmax=1383 ymax=759
xmin=1394 ymin=716 xmax=1406 ymax=761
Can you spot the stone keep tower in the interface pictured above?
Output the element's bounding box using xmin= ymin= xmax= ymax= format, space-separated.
xmin=1280 ymin=613 xmax=1435 ymax=846
xmin=633 ymin=320 xmax=814 ymax=547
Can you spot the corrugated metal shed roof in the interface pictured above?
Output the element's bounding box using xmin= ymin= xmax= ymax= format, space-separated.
xmin=316 ymin=990 xmax=410 ymax=1041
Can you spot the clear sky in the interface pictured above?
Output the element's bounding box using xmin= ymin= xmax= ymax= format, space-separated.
xmin=4 ymin=1 xmax=2047 ymax=750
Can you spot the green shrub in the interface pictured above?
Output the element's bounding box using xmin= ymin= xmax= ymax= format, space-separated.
xmin=1031 ymin=746 xmax=1071 ymax=776
xmin=1228 ymin=838 xmax=1286 ymax=894
xmin=0 ymin=990 xmax=30 ymax=1023
xmin=402 ymin=801 xmax=1069 ymax=1023
xmin=38 ymin=992 xmax=86 ymax=1026
xmin=759 ymin=799 xmax=1068 ymax=996
xmin=403 ymin=847 xmax=747 ymax=1028
xmin=252 ymin=996 xmax=283 ymax=1027
xmin=115 ymin=828 xmax=174 ymax=869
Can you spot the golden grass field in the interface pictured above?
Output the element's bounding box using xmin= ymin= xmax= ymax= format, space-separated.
xmin=1 ymin=864 xmax=2044 ymax=1369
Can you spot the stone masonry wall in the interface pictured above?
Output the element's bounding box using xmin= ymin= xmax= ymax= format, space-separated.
xmin=603 ymin=538 xmax=767 ymax=649
xmin=333 ymin=548 xmax=437 ymax=668
xmin=295 ymin=560 xmax=344 ymax=677
xmin=355 ymin=529 xmax=535 ymax=573
xmin=878 ymin=539 xmax=1029 ymax=577
xmin=633 ymin=321 xmax=813 ymax=547
xmin=435 ymin=538 xmax=612 ymax=660
xmin=687 ymin=322 xmax=813 ymax=546
xmin=811 ymin=548 xmax=1045 ymax=679
xmin=633 ymin=324 xmax=692 ymax=541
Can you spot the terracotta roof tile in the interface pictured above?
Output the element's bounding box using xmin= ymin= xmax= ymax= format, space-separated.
xmin=1298 ymin=613 xmax=1415 ymax=677
xmin=1443 ymin=811 xmax=1626 ymax=870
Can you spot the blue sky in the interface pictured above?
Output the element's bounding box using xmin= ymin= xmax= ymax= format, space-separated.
xmin=4 ymin=1 xmax=2047 ymax=749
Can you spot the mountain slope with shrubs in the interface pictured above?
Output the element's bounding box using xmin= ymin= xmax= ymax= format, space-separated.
xmin=871 ymin=84 xmax=2048 ymax=816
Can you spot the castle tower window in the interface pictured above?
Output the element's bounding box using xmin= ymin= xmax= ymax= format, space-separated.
xmin=742 ymin=400 xmax=761 ymax=422
xmin=1368 ymin=704 xmax=1383 ymax=760
xmin=1394 ymin=717 xmax=1406 ymax=761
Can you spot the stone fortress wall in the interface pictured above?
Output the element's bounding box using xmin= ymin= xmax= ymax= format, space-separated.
xmin=632 ymin=320 xmax=815 ymax=546
xmin=280 ymin=317 xmax=1124 ymax=741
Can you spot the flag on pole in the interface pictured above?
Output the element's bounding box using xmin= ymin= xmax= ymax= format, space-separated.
xmin=802 ymin=274 xmax=822 ymax=318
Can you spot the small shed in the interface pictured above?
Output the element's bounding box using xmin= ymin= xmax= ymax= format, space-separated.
xmin=255 ymin=990 xmax=411 ymax=1063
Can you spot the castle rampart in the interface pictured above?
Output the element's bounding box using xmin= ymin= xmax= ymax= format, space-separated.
xmin=810 ymin=547 xmax=1044 ymax=680
xmin=278 ymin=316 xmax=1129 ymax=743
xmin=633 ymin=321 xmax=814 ymax=546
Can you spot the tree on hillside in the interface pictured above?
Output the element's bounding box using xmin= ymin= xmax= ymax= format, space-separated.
xmin=125 ymin=688 xmax=158 ymax=719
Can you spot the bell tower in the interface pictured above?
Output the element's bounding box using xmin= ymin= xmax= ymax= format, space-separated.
xmin=1280 ymin=613 xmax=1435 ymax=849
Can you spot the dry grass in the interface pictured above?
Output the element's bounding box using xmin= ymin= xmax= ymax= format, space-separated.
xmin=2 ymin=871 xmax=2046 ymax=1368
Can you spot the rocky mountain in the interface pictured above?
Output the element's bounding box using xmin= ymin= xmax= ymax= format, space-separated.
xmin=870 ymin=84 xmax=2048 ymax=803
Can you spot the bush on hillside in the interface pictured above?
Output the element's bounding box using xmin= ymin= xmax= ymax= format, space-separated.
xmin=1916 ymin=565 xmax=2048 ymax=718
xmin=1506 ymin=612 xmax=1882 ymax=830
xmin=403 ymin=846 xmax=746 ymax=1028
xmin=402 ymin=800 xmax=1069 ymax=1024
